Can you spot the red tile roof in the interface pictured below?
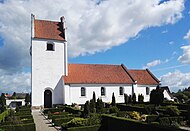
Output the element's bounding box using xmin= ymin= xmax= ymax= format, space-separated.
xmin=34 ymin=19 xmax=65 ymax=41
xmin=128 ymin=69 xmax=160 ymax=85
xmin=63 ymin=64 xmax=135 ymax=84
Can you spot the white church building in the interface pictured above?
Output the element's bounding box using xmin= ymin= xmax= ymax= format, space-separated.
xmin=31 ymin=15 xmax=171 ymax=108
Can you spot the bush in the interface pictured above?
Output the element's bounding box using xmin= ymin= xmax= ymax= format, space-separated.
xmin=0 ymin=110 xmax=9 ymax=123
xmin=111 ymin=93 xmax=116 ymax=106
xmin=43 ymin=108 xmax=65 ymax=114
xmin=86 ymin=114 xmax=101 ymax=126
xmin=109 ymin=106 xmax=119 ymax=114
xmin=159 ymin=117 xmax=170 ymax=126
xmin=138 ymin=94 xmax=144 ymax=103
xmin=124 ymin=94 xmax=129 ymax=104
xmin=128 ymin=111 xmax=141 ymax=120
xmin=165 ymin=106 xmax=180 ymax=116
xmin=117 ymin=111 xmax=129 ymax=118
xmin=48 ymin=112 xmax=69 ymax=119
xmin=65 ymin=106 xmax=82 ymax=114
xmin=67 ymin=124 xmax=100 ymax=131
xmin=132 ymin=93 xmax=136 ymax=103
xmin=96 ymin=98 xmax=104 ymax=113
xmin=150 ymin=88 xmax=164 ymax=105
xmin=0 ymin=123 xmax=35 ymax=131
xmin=62 ymin=118 xmax=87 ymax=128
xmin=83 ymin=101 xmax=90 ymax=118
xmin=53 ymin=117 xmax=74 ymax=126
xmin=146 ymin=115 xmax=159 ymax=123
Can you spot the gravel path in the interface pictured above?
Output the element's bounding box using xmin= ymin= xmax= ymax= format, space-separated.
xmin=32 ymin=110 xmax=58 ymax=131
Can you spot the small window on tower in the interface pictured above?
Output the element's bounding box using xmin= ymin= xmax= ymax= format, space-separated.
xmin=47 ymin=42 xmax=54 ymax=51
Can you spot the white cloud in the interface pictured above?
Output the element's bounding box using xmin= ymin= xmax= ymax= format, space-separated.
xmin=143 ymin=60 xmax=161 ymax=69
xmin=143 ymin=58 xmax=170 ymax=69
xmin=178 ymin=45 xmax=190 ymax=64
xmin=160 ymin=70 xmax=190 ymax=92
xmin=161 ymin=30 xmax=168 ymax=34
xmin=169 ymin=41 xmax=174 ymax=45
xmin=0 ymin=72 xmax=31 ymax=93
xmin=0 ymin=0 xmax=185 ymax=92
xmin=184 ymin=29 xmax=190 ymax=40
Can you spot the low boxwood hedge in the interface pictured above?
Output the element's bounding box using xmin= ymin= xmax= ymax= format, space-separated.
xmin=0 ymin=123 xmax=35 ymax=131
xmin=101 ymin=114 xmax=184 ymax=131
xmin=43 ymin=108 xmax=65 ymax=114
xmin=53 ymin=117 xmax=74 ymax=126
xmin=67 ymin=124 xmax=100 ymax=131
xmin=48 ymin=112 xmax=69 ymax=119
xmin=65 ymin=107 xmax=82 ymax=114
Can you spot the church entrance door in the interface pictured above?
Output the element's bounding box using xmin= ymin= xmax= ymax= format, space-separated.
xmin=44 ymin=90 xmax=52 ymax=108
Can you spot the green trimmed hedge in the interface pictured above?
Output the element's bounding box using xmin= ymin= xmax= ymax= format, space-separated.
xmin=101 ymin=114 xmax=184 ymax=131
xmin=0 ymin=123 xmax=35 ymax=131
xmin=15 ymin=111 xmax=31 ymax=116
xmin=48 ymin=112 xmax=69 ymax=119
xmin=1 ymin=118 xmax=34 ymax=125
xmin=146 ymin=115 xmax=159 ymax=123
xmin=117 ymin=104 xmax=147 ymax=113
xmin=159 ymin=116 xmax=184 ymax=126
xmin=65 ymin=107 xmax=82 ymax=114
xmin=53 ymin=117 xmax=74 ymax=126
xmin=67 ymin=124 xmax=100 ymax=131
xmin=43 ymin=108 xmax=65 ymax=114
xmin=0 ymin=110 xmax=9 ymax=123
xmin=18 ymin=115 xmax=33 ymax=119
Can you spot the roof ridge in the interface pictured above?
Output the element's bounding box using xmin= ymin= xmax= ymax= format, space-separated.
xmin=35 ymin=19 xmax=60 ymax=23
xmin=146 ymin=69 xmax=160 ymax=83
xmin=69 ymin=63 xmax=121 ymax=66
xmin=121 ymin=64 xmax=136 ymax=83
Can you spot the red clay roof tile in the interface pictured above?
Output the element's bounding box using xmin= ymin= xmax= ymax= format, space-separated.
xmin=34 ymin=19 xmax=65 ymax=41
xmin=128 ymin=69 xmax=159 ymax=85
xmin=63 ymin=64 xmax=135 ymax=84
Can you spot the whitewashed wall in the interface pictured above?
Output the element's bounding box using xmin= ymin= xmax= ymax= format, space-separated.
xmin=32 ymin=39 xmax=66 ymax=107
xmin=63 ymin=84 xmax=132 ymax=105
xmin=133 ymin=85 xmax=157 ymax=102
xmin=163 ymin=90 xmax=173 ymax=101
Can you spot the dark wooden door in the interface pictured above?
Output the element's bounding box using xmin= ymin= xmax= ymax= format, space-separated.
xmin=44 ymin=90 xmax=52 ymax=108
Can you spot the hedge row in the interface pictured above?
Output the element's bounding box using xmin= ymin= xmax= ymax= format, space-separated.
xmin=117 ymin=104 xmax=147 ymax=113
xmin=101 ymin=114 xmax=185 ymax=131
xmin=0 ymin=110 xmax=9 ymax=123
xmin=65 ymin=107 xmax=82 ymax=114
xmin=15 ymin=111 xmax=31 ymax=116
xmin=0 ymin=123 xmax=35 ymax=131
xmin=53 ymin=117 xmax=74 ymax=126
xmin=159 ymin=116 xmax=184 ymax=126
xmin=1 ymin=118 xmax=34 ymax=125
xmin=48 ymin=112 xmax=69 ymax=119
xmin=67 ymin=124 xmax=100 ymax=131
xmin=43 ymin=108 xmax=65 ymax=114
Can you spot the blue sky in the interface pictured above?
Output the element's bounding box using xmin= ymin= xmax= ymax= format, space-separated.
xmin=0 ymin=0 xmax=189 ymax=93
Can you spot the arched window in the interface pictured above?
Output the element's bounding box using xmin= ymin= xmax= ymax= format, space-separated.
xmin=81 ymin=87 xmax=86 ymax=96
xmin=47 ymin=42 xmax=54 ymax=51
xmin=101 ymin=87 xmax=106 ymax=96
xmin=119 ymin=87 xmax=124 ymax=95
xmin=146 ymin=87 xmax=150 ymax=95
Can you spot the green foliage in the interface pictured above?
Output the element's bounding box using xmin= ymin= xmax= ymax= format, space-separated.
xmin=43 ymin=107 xmax=65 ymax=114
xmin=92 ymin=92 xmax=96 ymax=103
xmin=132 ymin=93 xmax=136 ymax=103
xmin=111 ymin=93 xmax=116 ymax=106
xmin=12 ymin=92 xmax=16 ymax=99
xmin=64 ymin=118 xmax=87 ymax=128
xmin=67 ymin=124 xmax=100 ymax=131
xmin=128 ymin=111 xmax=141 ymax=120
xmin=165 ymin=106 xmax=180 ymax=116
xmin=138 ymin=94 xmax=144 ymax=103
xmin=109 ymin=106 xmax=119 ymax=114
xmin=89 ymin=99 xmax=96 ymax=113
xmin=15 ymin=105 xmax=19 ymax=112
xmin=124 ymin=94 xmax=129 ymax=104
xmin=0 ymin=123 xmax=35 ymax=131
xmin=25 ymin=93 xmax=30 ymax=106
xmin=53 ymin=117 xmax=74 ymax=126
xmin=83 ymin=101 xmax=90 ymax=117
xmin=65 ymin=106 xmax=82 ymax=114
xmin=86 ymin=114 xmax=101 ymax=126
xmin=128 ymin=95 xmax=132 ymax=104
xmin=150 ymin=88 xmax=164 ymax=105
xmin=159 ymin=117 xmax=170 ymax=126
xmin=0 ymin=93 xmax=6 ymax=113
xmin=0 ymin=110 xmax=9 ymax=123
xmin=96 ymin=98 xmax=104 ymax=113
xmin=146 ymin=115 xmax=159 ymax=123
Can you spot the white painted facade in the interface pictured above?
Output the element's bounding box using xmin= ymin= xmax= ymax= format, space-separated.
xmin=63 ymin=84 xmax=133 ymax=105
xmin=163 ymin=90 xmax=173 ymax=101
